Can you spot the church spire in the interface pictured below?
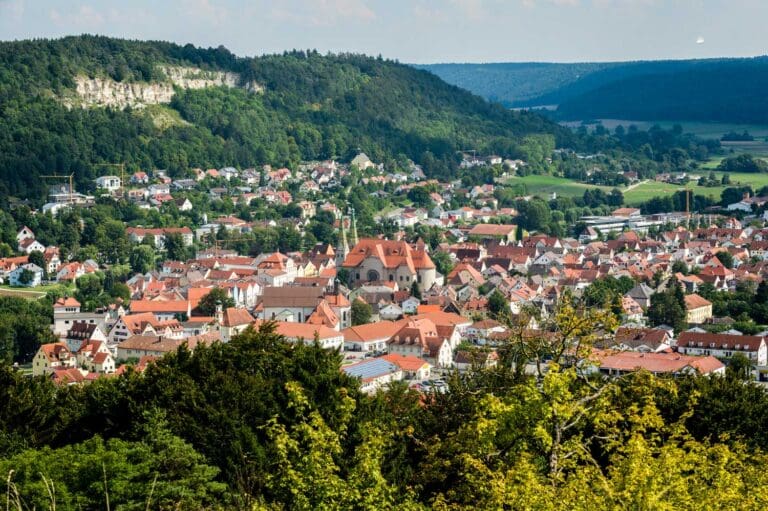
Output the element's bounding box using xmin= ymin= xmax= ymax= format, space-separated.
xmin=335 ymin=214 xmax=349 ymax=267
xmin=348 ymin=206 xmax=359 ymax=247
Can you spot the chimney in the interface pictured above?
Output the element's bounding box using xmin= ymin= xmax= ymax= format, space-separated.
xmin=744 ymin=192 xmax=751 ymax=200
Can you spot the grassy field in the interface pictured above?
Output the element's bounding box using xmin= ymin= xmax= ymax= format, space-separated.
xmin=0 ymin=283 xmax=70 ymax=300
xmin=502 ymin=174 xmax=612 ymax=199
xmin=620 ymin=171 xmax=768 ymax=205
xmin=564 ymin=119 xmax=768 ymax=157
xmin=503 ymin=170 xmax=768 ymax=206
xmin=591 ymin=119 xmax=768 ymax=141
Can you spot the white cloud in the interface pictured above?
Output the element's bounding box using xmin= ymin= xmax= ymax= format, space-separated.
xmin=270 ymin=0 xmax=375 ymax=27
xmin=49 ymin=4 xmax=104 ymax=27
xmin=180 ymin=0 xmax=229 ymax=25
xmin=0 ymin=0 xmax=25 ymax=20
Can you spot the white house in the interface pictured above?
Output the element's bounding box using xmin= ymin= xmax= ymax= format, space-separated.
xmin=95 ymin=176 xmax=122 ymax=192
xmin=9 ymin=263 xmax=43 ymax=287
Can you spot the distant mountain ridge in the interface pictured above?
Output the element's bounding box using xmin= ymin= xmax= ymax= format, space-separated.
xmin=417 ymin=57 xmax=768 ymax=123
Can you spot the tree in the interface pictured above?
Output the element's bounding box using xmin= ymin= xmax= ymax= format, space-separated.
xmin=410 ymin=281 xmax=422 ymax=299
xmin=431 ymin=250 xmax=454 ymax=277
xmin=27 ymin=250 xmax=45 ymax=276
xmin=96 ymin=220 xmax=130 ymax=264
xmin=197 ymin=287 xmax=234 ymax=315
xmin=75 ymin=272 xmax=106 ymax=311
xmin=17 ymin=269 xmax=34 ymax=286
xmin=129 ymin=244 xmax=156 ymax=274
xmin=717 ymin=251 xmax=734 ymax=269
xmin=0 ymin=414 xmax=228 ymax=509
xmin=164 ymin=233 xmax=190 ymax=262
xmin=352 ymin=299 xmax=372 ymax=326
xmin=648 ymin=279 xmax=687 ymax=333
xmin=488 ymin=290 xmax=508 ymax=318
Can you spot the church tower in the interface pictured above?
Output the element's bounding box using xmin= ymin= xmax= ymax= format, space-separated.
xmin=335 ymin=215 xmax=350 ymax=267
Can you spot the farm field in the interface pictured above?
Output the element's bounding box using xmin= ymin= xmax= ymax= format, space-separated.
xmin=502 ymin=174 xmax=612 ymax=199
xmin=506 ymin=170 xmax=768 ymax=207
xmin=590 ymin=119 xmax=768 ymax=141
xmin=622 ymin=171 xmax=768 ymax=205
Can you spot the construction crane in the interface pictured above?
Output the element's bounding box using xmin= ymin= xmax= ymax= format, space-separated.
xmin=41 ymin=173 xmax=75 ymax=204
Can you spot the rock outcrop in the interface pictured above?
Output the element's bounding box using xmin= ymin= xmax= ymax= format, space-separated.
xmin=65 ymin=65 xmax=263 ymax=109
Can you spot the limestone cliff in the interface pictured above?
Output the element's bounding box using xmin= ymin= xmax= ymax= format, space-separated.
xmin=65 ymin=65 xmax=263 ymax=109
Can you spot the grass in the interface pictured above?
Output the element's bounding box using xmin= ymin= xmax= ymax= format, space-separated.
xmin=0 ymin=283 xmax=70 ymax=300
xmin=622 ymin=171 xmax=768 ymax=205
xmin=502 ymin=169 xmax=768 ymax=207
xmin=589 ymin=119 xmax=768 ymax=142
xmin=502 ymin=174 xmax=612 ymax=199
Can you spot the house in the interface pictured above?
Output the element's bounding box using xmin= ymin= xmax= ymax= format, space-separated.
xmin=116 ymin=332 xmax=220 ymax=361
xmin=131 ymin=171 xmax=150 ymax=184
xmin=76 ymin=339 xmax=115 ymax=373
xmin=16 ymin=226 xmax=35 ymax=245
xmin=18 ymin=237 xmax=46 ymax=255
xmin=684 ymin=294 xmax=713 ymax=324
xmin=626 ymin=283 xmax=655 ymax=309
xmin=259 ymin=286 xmax=332 ymax=323
xmin=678 ymin=330 xmax=768 ymax=366
xmin=351 ymin=152 xmax=375 ymax=170
xmin=32 ymin=342 xmax=76 ymax=376
xmin=343 ymin=239 xmax=437 ymax=291
xmin=215 ymin=306 xmax=256 ymax=342
xmin=610 ymin=327 xmax=672 ymax=353
xmin=274 ymin=322 xmax=344 ymax=350
xmin=129 ymin=300 xmax=191 ymax=321
xmin=342 ymin=321 xmax=400 ymax=355
xmin=594 ymin=350 xmax=725 ymax=377
xmin=342 ymin=358 xmax=403 ymax=394
xmin=175 ymin=197 xmax=193 ymax=211
xmin=126 ymin=227 xmax=194 ymax=248
xmin=95 ymin=176 xmax=121 ymax=192
xmin=467 ymin=224 xmax=517 ymax=243
xmin=379 ymin=302 xmax=404 ymax=321
xmin=9 ymin=263 xmax=43 ymax=287
xmin=43 ymin=247 xmax=61 ymax=274
xmin=454 ymin=350 xmax=499 ymax=372
xmin=64 ymin=322 xmax=108 ymax=353
xmin=388 ymin=318 xmax=453 ymax=368
xmin=381 ymin=353 xmax=432 ymax=380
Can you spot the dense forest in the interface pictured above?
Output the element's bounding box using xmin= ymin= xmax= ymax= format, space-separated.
xmin=0 ymin=35 xmax=570 ymax=202
xmin=420 ymin=57 xmax=768 ymax=123
xmin=4 ymin=300 xmax=768 ymax=508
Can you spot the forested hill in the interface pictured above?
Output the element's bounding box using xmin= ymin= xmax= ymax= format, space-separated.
xmin=0 ymin=35 xmax=567 ymax=201
xmin=418 ymin=57 xmax=768 ymax=123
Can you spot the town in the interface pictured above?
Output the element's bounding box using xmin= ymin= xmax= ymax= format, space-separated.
xmin=9 ymin=151 xmax=768 ymax=393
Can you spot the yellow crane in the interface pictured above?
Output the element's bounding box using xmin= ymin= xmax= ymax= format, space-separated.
xmin=41 ymin=173 xmax=75 ymax=204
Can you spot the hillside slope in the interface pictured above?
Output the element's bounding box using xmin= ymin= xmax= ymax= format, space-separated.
xmin=419 ymin=57 xmax=768 ymax=123
xmin=0 ymin=35 xmax=567 ymax=201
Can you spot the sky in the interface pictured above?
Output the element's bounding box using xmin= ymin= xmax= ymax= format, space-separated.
xmin=0 ymin=0 xmax=766 ymax=63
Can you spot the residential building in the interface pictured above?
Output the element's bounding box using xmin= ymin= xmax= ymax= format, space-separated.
xmin=684 ymin=293 xmax=713 ymax=324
